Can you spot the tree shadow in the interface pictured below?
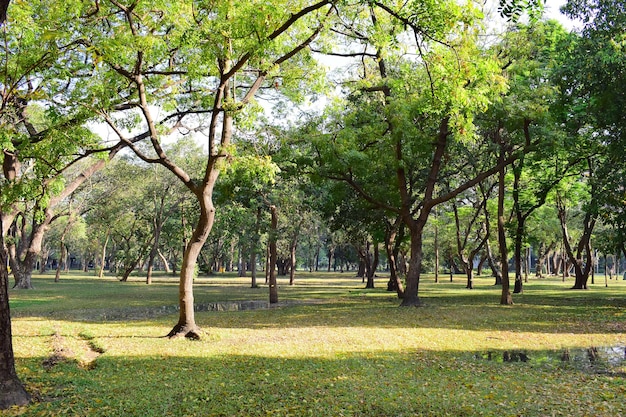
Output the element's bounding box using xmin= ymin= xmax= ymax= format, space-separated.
xmin=10 ymin=347 xmax=626 ymax=417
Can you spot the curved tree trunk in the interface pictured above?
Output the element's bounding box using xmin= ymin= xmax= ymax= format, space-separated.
xmin=167 ymin=189 xmax=216 ymax=339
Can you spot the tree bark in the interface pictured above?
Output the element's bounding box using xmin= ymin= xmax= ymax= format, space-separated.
xmin=497 ymin=133 xmax=513 ymax=305
xmin=167 ymin=188 xmax=216 ymax=339
xmin=0 ymin=226 xmax=30 ymax=409
xmin=250 ymin=206 xmax=262 ymax=288
xmin=385 ymin=218 xmax=405 ymax=298
xmin=401 ymin=225 xmax=425 ymax=306
xmin=268 ymin=205 xmax=279 ymax=304
xmin=289 ymin=234 xmax=298 ymax=285
xmin=486 ymin=239 xmax=503 ymax=285
xmin=365 ymin=242 xmax=378 ymax=289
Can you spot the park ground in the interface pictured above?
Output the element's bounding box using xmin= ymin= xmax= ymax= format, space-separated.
xmin=2 ymin=272 xmax=626 ymax=416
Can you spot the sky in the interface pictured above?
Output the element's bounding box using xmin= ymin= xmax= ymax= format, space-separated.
xmin=544 ymin=0 xmax=575 ymax=28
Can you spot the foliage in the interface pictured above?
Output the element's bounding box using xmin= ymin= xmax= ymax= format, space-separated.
xmin=559 ymin=0 xmax=626 ymax=256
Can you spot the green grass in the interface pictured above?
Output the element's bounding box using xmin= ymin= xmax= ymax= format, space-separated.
xmin=3 ymin=271 xmax=626 ymax=416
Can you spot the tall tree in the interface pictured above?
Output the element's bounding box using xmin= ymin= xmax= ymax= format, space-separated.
xmin=0 ymin=1 xmax=116 ymax=407
xmin=306 ymin=1 xmax=515 ymax=306
xmin=81 ymin=1 xmax=335 ymax=338
xmin=560 ymin=0 xmax=626 ymax=258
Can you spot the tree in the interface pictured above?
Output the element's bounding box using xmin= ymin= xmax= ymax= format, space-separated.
xmin=80 ymin=1 xmax=336 ymax=337
xmin=306 ymin=1 xmax=515 ymax=306
xmin=560 ymin=0 xmax=626 ymax=258
xmin=1 ymin=1 xmax=119 ymax=407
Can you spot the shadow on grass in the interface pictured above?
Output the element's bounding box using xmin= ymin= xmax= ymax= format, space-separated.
xmin=7 ymin=348 xmax=625 ymax=417
xmin=10 ymin=275 xmax=626 ymax=337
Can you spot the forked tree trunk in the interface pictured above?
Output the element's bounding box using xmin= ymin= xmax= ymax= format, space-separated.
xmin=557 ymin=195 xmax=595 ymax=290
xmin=8 ymin=220 xmax=39 ymax=289
xmin=327 ymin=246 xmax=334 ymax=272
xmin=486 ymin=239 xmax=503 ymax=285
xmin=365 ymin=242 xmax=379 ymax=289
xmin=385 ymin=220 xmax=405 ymax=298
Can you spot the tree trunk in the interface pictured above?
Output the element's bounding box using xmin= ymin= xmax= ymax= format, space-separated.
xmin=513 ymin=223 xmax=524 ymax=294
xmin=166 ymin=188 xmax=216 ymax=339
xmin=39 ymin=248 xmax=49 ymax=273
xmin=385 ymin=220 xmax=405 ymax=298
xmin=8 ymin=219 xmax=40 ymax=289
xmin=146 ymin=223 xmax=161 ymax=284
xmin=497 ymin=143 xmax=513 ymax=305
xmin=250 ymin=250 xmax=258 ymax=288
xmin=400 ymin=223 xmax=425 ymax=307
xmin=157 ymin=249 xmax=171 ymax=274
xmin=289 ymin=235 xmax=297 ymax=286
xmin=434 ymin=219 xmax=440 ymax=283
xmin=557 ymin=195 xmax=595 ymax=290
xmin=54 ymin=243 xmax=67 ymax=282
xmin=237 ymin=246 xmax=246 ymax=277
xmin=268 ymin=205 xmax=279 ymax=304
xmin=250 ymin=206 xmax=261 ymax=288
xmin=476 ymin=254 xmax=487 ymax=276
xmin=486 ymin=239 xmax=503 ymax=285
xmin=465 ymin=267 xmax=474 ymax=290
xmin=356 ymin=259 xmax=365 ymax=280
xmin=0 ymin=232 xmax=30 ymax=409
xmin=365 ymin=242 xmax=378 ymax=289
xmin=524 ymin=247 xmax=531 ymax=283
xmin=99 ymin=232 xmax=110 ymax=278
xmin=327 ymin=247 xmax=334 ymax=272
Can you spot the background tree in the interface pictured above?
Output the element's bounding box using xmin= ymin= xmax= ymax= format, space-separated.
xmin=306 ymin=1 xmax=513 ymax=306
xmin=560 ymin=0 xmax=626 ymax=259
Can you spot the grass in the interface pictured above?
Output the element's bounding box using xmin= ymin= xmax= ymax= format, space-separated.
xmin=3 ymin=271 xmax=626 ymax=416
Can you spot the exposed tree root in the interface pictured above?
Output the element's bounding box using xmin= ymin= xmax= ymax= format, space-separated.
xmin=0 ymin=378 xmax=31 ymax=410
xmin=167 ymin=324 xmax=202 ymax=340
xmin=399 ymin=297 xmax=422 ymax=307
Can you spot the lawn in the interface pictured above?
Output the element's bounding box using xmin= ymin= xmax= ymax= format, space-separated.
xmin=3 ymin=271 xmax=626 ymax=416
